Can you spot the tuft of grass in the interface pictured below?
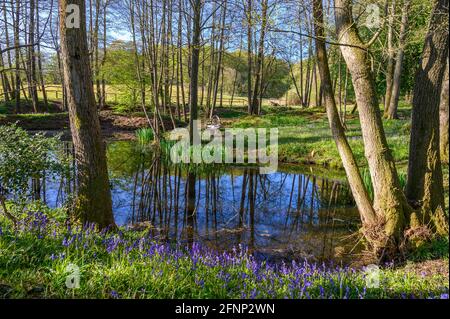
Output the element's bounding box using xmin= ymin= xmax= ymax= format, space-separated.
xmin=135 ymin=128 xmax=154 ymax=147
xmin=409 ymin=237 xmax=450 ymax=262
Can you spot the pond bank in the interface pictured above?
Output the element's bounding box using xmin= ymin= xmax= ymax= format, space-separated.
xmin=0 ymin=111 xmax=150 ymax=140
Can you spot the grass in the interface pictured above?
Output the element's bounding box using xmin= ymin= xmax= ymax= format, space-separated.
xmin=135 ymin=128 xmax=154 ymax=147
xmin=221 ymin=103 xmax=412 ymax=168
xmin=0 ymin=210 xmax=448 ymax=299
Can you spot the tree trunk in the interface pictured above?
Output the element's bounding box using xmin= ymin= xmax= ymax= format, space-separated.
xmin=189 ymin=0 xmax=201 ymax=144
xmin=335 ymin=0 xmax=411 ymax=245
xmin=246 ymin=0 xmax=253 ymax=114
xmin=386 ymin=0 xmax=411 ymax=120
xmin=383 ymin=0 xmax=396 ymax=116
xmin=251 ymin=0 xmax=268 ymax=115
xmin=14 ymin=0 xmax=21 ymax=113
xmin=313 ymin=0 xmax=376 ymax=226
xmin=406 ymin=0 xmax=449 ymax=235
xmin=59 ymin=0 xmax=115 ymax=228
xmin=28 ymin=0 xmax=39 ymax=113
xmin=439 ymin=58 xmax=449 ymax=165
xmin=36 ymin=3 xmax=49 ymax=112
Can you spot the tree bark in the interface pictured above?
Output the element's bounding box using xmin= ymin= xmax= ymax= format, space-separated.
xmin=59 ymin=0 xmax=115 ymax=228
xmin=189 ymin=0 xmax=201 ymax=144
xmin=245 ymin=0 xmax=253 ymax=114
xmin=383 ymin=0 xmax=396 ymax=116
xmin=335 ymin=0 xmax=411 ymax=244
xmin=250 ymin=0 xmax=268 ymax=115
xmin=439 ymin=58 xmax=449 ymax=164
xmin=406 ymin=0 xmax=449 ymax=235
xmin=14 ymin=0 xmax=21 ymax=113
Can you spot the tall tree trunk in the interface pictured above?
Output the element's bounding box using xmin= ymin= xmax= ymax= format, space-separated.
xmin=335 ymin=0 xmax=411 ymax=246
xmin=383 ymin=0 xmax=396 ymax=116
xmin=189 ymin=0 xmax=201 ymax=144
xmin=245 ymin=0 xmax=253 ymax=114
xmin=59 ymin=0 xmax=115 ymax=228
xmin=406 ymin=0 xmax=449 ymax=235
xmin=210 ymin=1 xmax=227 ymax=118
xmin=36 ymin=3 xmax=49 ymax=112
xmin=312 ymin=0 xmax=376 ymax=226
xmin=28 ymin=0 xmax=39 ymax=113
xmin=178 ymin=0 xmax=187 ymax=122
xmin=14 ymin=0 xmax=21 ymax=113
xmin=439 ymin=58 xmax=449 ymax=165
xmin=250 ymin=0 xmax=268 ymax=115
xmin=386 ymin=0 xmax=411 ymax=119
xmin=3 ymin=1 xmax=15 ymax=94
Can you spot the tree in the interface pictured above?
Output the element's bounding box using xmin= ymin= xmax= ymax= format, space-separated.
xmin=335 ymin=0 xmax=412 ymax=253
xmin=385 ymin=0 xmax=411 ymax=119
xmin=59 ymin=0 xmax=115 ymax=228
xmin=384 ymin=0 xmax=396 ymax=114
xmin=440 ymin=58 xmax=449 ymax=164
xmin=250 ymin=0 xmax=269 ymax=115
xmin=406 ymin=0 xmax=449 ymax=235
xmin=312 ymin=0 xmax=376 ymax=226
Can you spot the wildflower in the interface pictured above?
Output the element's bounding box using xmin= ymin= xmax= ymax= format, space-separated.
xmin=344 ymin=286 xmax=350 ymax=299
xmin=319 ymin=286 xmax=325 ymax=299
xmin=440 ymin=293 xmax=449 ymax=299
xmin=110 ymin=290 xmax=120 ymax=299
xmin=195 ymin=278 xmax=205 ymax=288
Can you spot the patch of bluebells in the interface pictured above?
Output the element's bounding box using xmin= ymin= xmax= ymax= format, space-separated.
xmin=2 ymin=211 xmax=449 ymax=299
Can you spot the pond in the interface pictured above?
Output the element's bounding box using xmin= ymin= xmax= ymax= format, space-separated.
xmin=37 ymin=140 xmax=361 ymax=263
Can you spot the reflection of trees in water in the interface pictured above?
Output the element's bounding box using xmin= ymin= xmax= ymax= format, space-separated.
xmin=29 ymin=142 xmax=76 ymax=209
xmin=36 ymin=143 xmax=357 ymax=261
xmin=126 ymin=157 xmax=356 ymax=259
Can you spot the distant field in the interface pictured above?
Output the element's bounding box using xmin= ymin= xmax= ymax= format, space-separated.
xmin=0 ymin=84 xmax=294 ymax=108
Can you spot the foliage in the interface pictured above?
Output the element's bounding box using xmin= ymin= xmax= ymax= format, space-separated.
xmin=0 ymin=124 xmax=69 ymax=206
xmin=99 ymin=41 xmax=148 ymax=109
xmin=408 ymin=236 xmax=449 ymax=262
xmin=135 ymin=128 xmax=154 ymax=147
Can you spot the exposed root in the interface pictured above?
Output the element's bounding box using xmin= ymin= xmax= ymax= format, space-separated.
xmin=402 ymin=225 xmax=433 ymax=250
xmin=358 ymin=214 xmax=442 ymax=265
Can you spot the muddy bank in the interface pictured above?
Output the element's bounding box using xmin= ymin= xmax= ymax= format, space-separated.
xmin=0 ymin=111 xmax=153 ymax=140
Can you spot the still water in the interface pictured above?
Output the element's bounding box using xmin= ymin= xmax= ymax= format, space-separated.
xmin=39 ymin=141 xmax=360 ymax=262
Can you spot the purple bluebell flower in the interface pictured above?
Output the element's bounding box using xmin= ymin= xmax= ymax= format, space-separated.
xmin=110 ymin=290 xmax=120 ymax=299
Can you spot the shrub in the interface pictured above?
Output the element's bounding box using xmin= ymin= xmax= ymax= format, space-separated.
xmin=0 ymin=124 xmax=69 ymax=220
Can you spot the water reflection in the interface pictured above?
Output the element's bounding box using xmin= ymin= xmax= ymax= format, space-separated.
xmin=38 ymin=141 xmax=360 ymax=262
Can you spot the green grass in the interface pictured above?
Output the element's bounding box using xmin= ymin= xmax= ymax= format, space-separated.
xmin=135 ymin=128 xmax=154 ymax=146
xmin=0 ymin=210 xmax=448 ymax=299
xmin=222 ymin=103 xmax=411 ymax=168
